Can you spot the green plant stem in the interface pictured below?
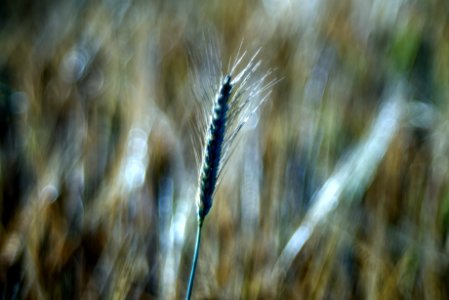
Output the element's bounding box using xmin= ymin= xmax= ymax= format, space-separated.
xmin=186 ymin=221 xmax=203 ymax=300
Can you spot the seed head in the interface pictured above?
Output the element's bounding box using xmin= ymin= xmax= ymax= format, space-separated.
xmin=193 ymin=46 xmax=278 ymax=224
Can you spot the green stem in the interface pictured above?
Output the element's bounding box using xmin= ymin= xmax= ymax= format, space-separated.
xmin=186 ymin=221 xmax=203 ymax=300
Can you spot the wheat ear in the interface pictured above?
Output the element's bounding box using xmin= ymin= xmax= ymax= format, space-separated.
xmin=185 ymin=47 xmax=277 ymax=300
xmin=186 ymin=74 xmax=232 ymax=300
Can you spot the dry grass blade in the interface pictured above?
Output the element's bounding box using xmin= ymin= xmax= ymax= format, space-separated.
xmin=273 ymin=83 xmax=406 ymax=283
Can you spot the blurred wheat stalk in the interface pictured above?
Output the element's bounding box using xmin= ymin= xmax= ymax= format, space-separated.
xmin=0 ymin=0 xmax=449 ymax=299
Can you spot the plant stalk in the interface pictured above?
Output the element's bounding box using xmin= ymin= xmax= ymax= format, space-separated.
xmin=186 ymin=221 xmax=203 ymax=300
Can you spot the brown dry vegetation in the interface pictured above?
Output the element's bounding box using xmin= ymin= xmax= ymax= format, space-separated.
xmin=1 ymin=0 xmax=449 ymax=299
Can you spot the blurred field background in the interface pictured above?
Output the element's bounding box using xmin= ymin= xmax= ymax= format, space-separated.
xmin=1 ymin=0 xmax=449 ymax=299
